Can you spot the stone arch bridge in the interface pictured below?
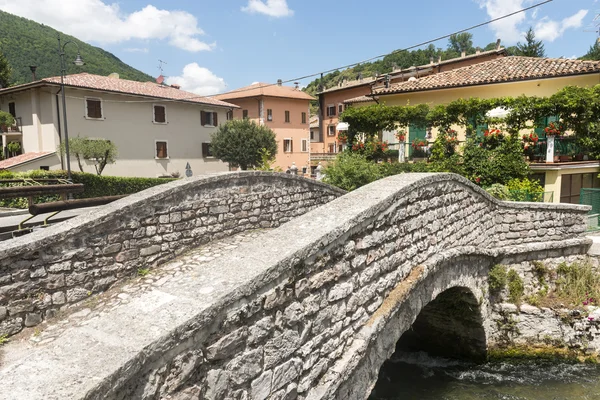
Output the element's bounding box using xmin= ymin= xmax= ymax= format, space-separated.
xmin=0 ymin=172 xmax=591 ymax=400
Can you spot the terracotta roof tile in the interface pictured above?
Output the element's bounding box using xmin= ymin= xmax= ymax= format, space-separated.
xmin=0 ymin=73 xmax=238 ymax=109
xmin=374 ymin=56 xmax=600 ymax=95
xmin=344 ymin=95 xmax=375 ymax=104
xmin=214 ymin=83 xmax=315 ymax=101
xmin=0 ymin=152 xmax=56 ymax=170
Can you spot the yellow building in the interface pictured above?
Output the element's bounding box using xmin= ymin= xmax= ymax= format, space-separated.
xmin=346 ymin=56 xmax=600 ymax=204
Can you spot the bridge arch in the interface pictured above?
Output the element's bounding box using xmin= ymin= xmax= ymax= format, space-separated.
xmin=0 ymin=173 xmax=591 ymax=400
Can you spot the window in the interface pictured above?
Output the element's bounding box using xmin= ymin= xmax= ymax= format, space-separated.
xmin=156 ymin=141 xmax=168 ymax=159
xmin=285 ymin=110 xmax=290 ymax=123
xmin=85 ymin=98 xmax=103 ymax=119
xmin=560 ymin=173 xmax=597 ymax=204
xmin=226 ymin=110 xmax=233 ymax=121
xmin=344 ymin=104 xmax=350 ymax=111
xmin=301 ymin=112 xmax=307 ymax=124
xmin=202 ymin=142 xmax=213 ymax=158
xmin=326 ymin=105 xmax=336 ymax=117
xmin=40 ymin=166 xmax=49 ymax=171
xmin=310 ymin=130 xmax=315 ymax=141
xmin=301 ymin=138 xmax=308 ymax=152
xmin=243 ymin=109 xmax=249 ymax=119
xmin=267 ymin=109 xmax=273 ymax=121
xmin=201 ymin=111 xmax=218 ymax=127
xmin=328 ymin=143 xmax=336 ymax=153
xmin=8 ymin=102 xmax=15 ymax=118
xmin=283 ymin=139 xmax=293 ymax=153
xmin=328 ymin=125 xmax=336 ymax=136
xmin=338 ymin=104 xmax=343 ymax=114
xmin=153 ymin=104 xmax=166 ymax=123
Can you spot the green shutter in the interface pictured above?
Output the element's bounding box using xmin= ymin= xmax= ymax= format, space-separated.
xmin=409 ymin=124 xmax=427 ymax=156
xmin=468 ymin=117 xmax=488 ymax=137
xmin=535 ymin=116 xmax=559 ymax=138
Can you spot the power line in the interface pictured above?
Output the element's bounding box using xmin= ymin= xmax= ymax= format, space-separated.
xmin=33 ymin=0 xmax=553 ymax=106
xmin=205 ymin=0 xmax=553 ymax=97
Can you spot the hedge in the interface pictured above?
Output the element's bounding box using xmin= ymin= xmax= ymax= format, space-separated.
xmin=0 ymin=170 xmax=177 ymax=209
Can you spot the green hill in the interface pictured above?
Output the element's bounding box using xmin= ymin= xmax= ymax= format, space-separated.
xmin=0 ymin=10 xmax=154 ymax=85
xmin=303 ymin=34 xmax=517 ymax=97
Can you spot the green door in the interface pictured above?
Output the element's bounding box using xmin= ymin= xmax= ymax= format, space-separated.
xmin=534 ymin=116 xmax=559 ymax=138
xmin=468 ymin=117 xmax=488 ymax=138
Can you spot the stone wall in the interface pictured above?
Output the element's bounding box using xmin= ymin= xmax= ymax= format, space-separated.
xmin=0 ymin=172 xmax=345 ymax=338
xmin=0 ymin=173 xmax=591 ymax=400
xmin=488 ymin=254 xmax=600 ymax=354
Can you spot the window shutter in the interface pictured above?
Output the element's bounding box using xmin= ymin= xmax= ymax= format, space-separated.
xmin=154 ymin=106 xmax=165 ymax=123
xmin=332 ymin=106 xmax=336 ymax=116
xmin=213 ymin=112 xmax=218 ymax=126
xmin=202 ymin=143 xmax=209 ymax=157
xmin=326 ymin=107 xmax=330 ymax=117
xmin=290 ymin=140 xmax=293 ymax=153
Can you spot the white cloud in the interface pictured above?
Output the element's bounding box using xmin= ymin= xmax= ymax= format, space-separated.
xmin=166 ymin=63 xmax=227 ymax=96
xmin=535 ymin=9 xmax=588 ymax=42
xmin=242 ymin=0 xmax=294 ymax=17
xmin=478 ymin=1 xmax=589 ymax=44
xmin=0 ymin=0 xmax=215 ymax=52
xmin=478 ymin=0 xmax=527 ymax=43
xmin=123 ymin=48 xmax=149 ymax=53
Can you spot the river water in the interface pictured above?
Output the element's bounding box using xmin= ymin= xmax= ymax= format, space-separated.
xmin=369 ymin=351 xmax=600 ymax=400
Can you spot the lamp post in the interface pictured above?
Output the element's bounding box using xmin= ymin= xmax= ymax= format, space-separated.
xmin=57 ymin=33 xmax=85 ymax=182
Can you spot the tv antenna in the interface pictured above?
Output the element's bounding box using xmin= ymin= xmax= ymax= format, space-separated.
xmin=584 ymin=12 xmax=600 ymax=42
xmin=158 ymin=59 xmax=167 ymax=75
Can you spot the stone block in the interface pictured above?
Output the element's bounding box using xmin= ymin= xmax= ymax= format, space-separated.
xmin=0 ymin=306 xmax=6 ymax=321
xmin=251 ymin=370 xmax=273 ymax=400
xmin=115 ymin=249 xmax=139 ymax=263
xmin=226 ymin=348 xmax=263 ymax=385
xmin=24 ymin=312 xmax=42 ymax=327
xmin=52 ymin=292 xmax=66 ymax=305
xmin=264 ymin=330 xmax=300 ymax=369
xmin=204 ymin=369 xmax=230 ymax=400
xmin=206 ymin=327 xmax=248 ymax=361
xmin=103 ymin=243 xmax=122 ymax=255
xmin=328 ymin=281 xmax=354 ymax=302
xmin=140 ymin=245 xmax=162 ymax=257
xmin=248 ymin=316 xmax=274 ymax=345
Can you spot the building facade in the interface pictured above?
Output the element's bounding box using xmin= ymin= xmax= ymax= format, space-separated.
xmin=0 ymin=73 xmax=238 ymax=177
xmin=214 ymin=82 xmax=314 ymax=172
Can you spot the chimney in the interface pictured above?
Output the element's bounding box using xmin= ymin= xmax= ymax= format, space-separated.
xmin=108 ymin=73 xmax=120 ymax=79
xmin=438 ymin=56 xmax=442 ymax=63
xmin=277 ymin=79 xmax=282 ymax=86
xmin=496 ymin=38 xmax=502 ymax=50
xmin=29 ymin=66 xmax=37 ymax=81
xmin=430 ymin=57 xmax=434 ymax=65
xmin=170 ymin=84 xmax=181 ymax=89
xmin=476 ymin=47 xmax=480 ymax=55
xmin=461 ymin=51 xmax=466 ymax=58
xmin=294 ymin=82 xmax=299 ymax=89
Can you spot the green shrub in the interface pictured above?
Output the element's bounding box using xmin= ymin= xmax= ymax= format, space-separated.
xmin=555 ymin=261 xmax=600 ymax=308
xmin=506 ymin=178 xmax=544 ymax=202
xmin=323 ymin=152 xmax=382 ymax=191
xmin=507 ymin=269 xmax=525 ymax=305
xmin=485 ymin=183 xmax=510 ymax=200
xmin=0 ymin=170 xmax=176 ymax=209
xmin=489 ymin=265 xmax=508 ymax=294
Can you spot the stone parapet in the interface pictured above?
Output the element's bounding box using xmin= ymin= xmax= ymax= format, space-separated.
xmin=0 ymin=172 xmax=345 ymax=338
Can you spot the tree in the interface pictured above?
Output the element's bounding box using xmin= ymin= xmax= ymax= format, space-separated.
xmin=515 ymin=27 xmax=545 ymax=57
xmin=0 ymin=52 xmax=11 ymax=89
xmin=211 ymin=119 xmax=277 ymax=170
xmin=58 ymin=136 xmax=117 ymax=175
xmin=581 ymin=39 xmax=600 ymax=61
xmin=448 ymin=33 xmax=474 ymax=55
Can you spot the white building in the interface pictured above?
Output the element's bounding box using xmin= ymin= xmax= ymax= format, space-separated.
xmin=0 ymin=73 xmax=238 ymax=177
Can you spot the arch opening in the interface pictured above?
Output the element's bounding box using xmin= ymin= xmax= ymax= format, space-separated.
xmin=369 ymin=287 xmax=487 ymax=399
xmin=396 ymin=286 xmax=487 ymax=362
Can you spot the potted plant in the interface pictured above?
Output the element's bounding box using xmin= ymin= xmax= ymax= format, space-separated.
xmin=395 ymin=130 xmax=406 ymax=142
xmin=337 ymin=131 xmax=348 ymax=144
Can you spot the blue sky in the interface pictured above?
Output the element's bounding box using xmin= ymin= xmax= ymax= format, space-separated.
xmin=0 ymin=0 xmax=597 ymax=95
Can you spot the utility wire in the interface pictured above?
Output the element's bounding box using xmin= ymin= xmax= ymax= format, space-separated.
xmin=36 ymin=0 xmax=553 ymax=105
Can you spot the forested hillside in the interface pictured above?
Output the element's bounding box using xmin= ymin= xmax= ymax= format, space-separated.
xmin=0 ymin=10 xmax=154 ymax=85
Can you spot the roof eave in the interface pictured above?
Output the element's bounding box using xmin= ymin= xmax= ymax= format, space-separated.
xmin=374 ymin=70 xmax=600 ymax=96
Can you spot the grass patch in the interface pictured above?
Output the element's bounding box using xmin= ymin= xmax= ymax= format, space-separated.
xmin=507 ymin=269 xmax=524 ymax=305
xmin=0 ymin=334 xmax=8 ymax=346
xmin=137 ymin=268 xmax=150 ymax=277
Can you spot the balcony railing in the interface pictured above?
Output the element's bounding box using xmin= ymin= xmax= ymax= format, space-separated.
xmin=311 ymin=152 xmax=338 ymax=161
xmin=0 ymin=117 xmax=22 ymax=134
xmin=529 ymin=136 xmax=590 ymax=163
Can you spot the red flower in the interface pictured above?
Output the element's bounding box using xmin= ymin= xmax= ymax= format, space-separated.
xmin=475 ymin=177 xmax=481 ymax=183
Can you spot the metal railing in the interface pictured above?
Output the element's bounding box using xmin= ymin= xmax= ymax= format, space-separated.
xmin=530 ymin=137 xmax=587 ymax=162
xmin=0 ymin=117 xmax=22 ymax=134
xmin=580 ymin=188 xmax=600 ymax=231
xmin=508 ymin=190 xmax=554 ymax=203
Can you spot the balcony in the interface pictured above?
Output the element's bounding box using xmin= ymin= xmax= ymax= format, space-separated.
xmin=528 ymin=136 xmax=592 ymax=163
xmin=311 ymin=152 xmax=338 ymax=161
xmin=0 ymin=117 xmax=22 ymax=134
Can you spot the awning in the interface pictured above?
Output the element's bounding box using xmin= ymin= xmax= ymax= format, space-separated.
xmin=336 ymin=122 xmax=350 ymax=131
xmin=486 ymin=107 xmax=510 ymax=118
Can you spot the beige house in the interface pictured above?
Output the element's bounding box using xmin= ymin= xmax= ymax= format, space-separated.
xmin=346 ymin=56 xmax=600 ymax=204
xmin=214 ymin=82 xmax=314 ymax=172
xmin=0 ymin=73 xmax=238 ymax=177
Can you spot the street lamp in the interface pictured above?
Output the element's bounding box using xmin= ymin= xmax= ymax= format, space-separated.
xmin=57 ymin=33 xmax=85 ymax=182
